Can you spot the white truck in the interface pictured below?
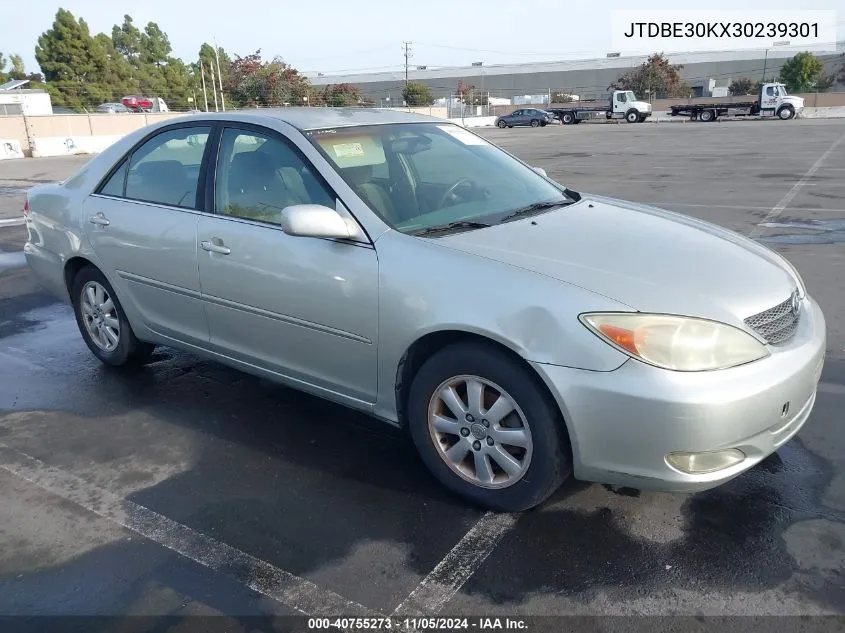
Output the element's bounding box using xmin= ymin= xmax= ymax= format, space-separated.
xmin=548 ymin=90 xmax=653 ymax=124
xmin=668 ymin=82 xmax=804 ymax=121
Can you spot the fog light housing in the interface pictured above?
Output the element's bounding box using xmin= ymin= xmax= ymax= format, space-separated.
xmin=666 ymin=449 xmax=745 ymax=474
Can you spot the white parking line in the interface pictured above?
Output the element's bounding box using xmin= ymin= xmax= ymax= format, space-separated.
xmin=0 ymin=444 xmax=375 ymax=618
xmin=391 ymin=511 xmax=517 ymax=616
xmin=749 ymin=131 xmax=845 ymax=238
xmin=0 ymin=218 xmax=25 ymax=227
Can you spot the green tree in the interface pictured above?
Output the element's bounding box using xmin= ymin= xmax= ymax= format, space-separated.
xmin=111 ymin=15 xmax=143 ymax=65
xmin=815 ymin=73 xmax=835 ymax=93
xmin=402 ymin=81 xmax=433 ymax=106
xmin=610 ymin=53 xmax=689 ymax=98
xmin=0 ymin=53 xmax=8 ymax=83
xmin=141 ymin=22 xmax=171 ymax=67
xmin=322 ymin=83 xmax=361 ymax=106
xmin=728 ymin=77 xmax=754 ymax=96
xmin=779 ymin=52 xmax=825 ymax=93
xmin=35 ymin=9 xmax=112 ymax=108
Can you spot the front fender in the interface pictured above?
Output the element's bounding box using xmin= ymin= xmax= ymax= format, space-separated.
xmin=372 ymin=231 xmax=630 ymax=421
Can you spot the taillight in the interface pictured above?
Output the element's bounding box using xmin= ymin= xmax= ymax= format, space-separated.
xmin=23 ymin=198 xmax=29 ymax=217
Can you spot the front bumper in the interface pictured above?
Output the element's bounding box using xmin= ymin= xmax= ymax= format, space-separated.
xmin=532 ymin=296 xmax=826 ymax=492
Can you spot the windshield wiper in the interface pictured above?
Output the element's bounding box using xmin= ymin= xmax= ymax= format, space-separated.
xmin=499 ymin=200 xmax=572 ymax=223
xmin=412 ymin=220 xmax=493 ymax=237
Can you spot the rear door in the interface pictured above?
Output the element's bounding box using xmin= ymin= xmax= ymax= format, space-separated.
xmin=195 ymin=124 xmax=379 ymax=403
xmin=85 ymin=124 xmax=212 ymax=345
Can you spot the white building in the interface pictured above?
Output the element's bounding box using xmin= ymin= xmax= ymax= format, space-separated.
xmin=0 ymin=80 xmax=53 ymax=116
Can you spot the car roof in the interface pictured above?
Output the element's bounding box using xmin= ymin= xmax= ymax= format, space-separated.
xmin=165 ymin=107 xmax=442 ymax=131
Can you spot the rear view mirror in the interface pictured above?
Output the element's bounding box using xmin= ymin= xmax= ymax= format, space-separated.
xmin=280 ymin=204 xmax=354 ymax=239
xmin=532 ymin=166 xmax=548 ymax=177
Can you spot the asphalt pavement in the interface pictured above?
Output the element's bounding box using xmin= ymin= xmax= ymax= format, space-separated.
xmin=1 ymin=119 xmax=845 ymax=629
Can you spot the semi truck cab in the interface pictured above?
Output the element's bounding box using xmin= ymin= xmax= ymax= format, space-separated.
xmin=758 ymin=83 xmax=804 ymax=119
xmin=611 ymin=90 xmax=653 ymax=121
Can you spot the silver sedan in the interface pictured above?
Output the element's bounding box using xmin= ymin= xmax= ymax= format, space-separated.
xmin=23 ymin=109 xmax=826 ymax=511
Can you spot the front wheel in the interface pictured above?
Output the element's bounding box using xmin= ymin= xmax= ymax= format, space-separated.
xmin=71 ymin=265 xmax=155 ymax=366
xmin=625 ymin=109 xmax=639 ymax=123
xmin=407 ymin=342 xmax=571 ymax=511
xmin=496 ymin=119 xmax=507 ymax=128
xmin=778 ymin=105 xmax=795 ymax=120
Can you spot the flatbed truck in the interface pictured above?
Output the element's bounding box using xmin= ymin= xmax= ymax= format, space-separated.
xmin=548 ymin=90 xmax=653 ymax=124
xmin=668 ymin=83 xmax=804 ymax=122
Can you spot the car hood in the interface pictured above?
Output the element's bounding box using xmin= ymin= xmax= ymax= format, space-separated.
xmin=435 ymin=195 xmax=799 ymax=326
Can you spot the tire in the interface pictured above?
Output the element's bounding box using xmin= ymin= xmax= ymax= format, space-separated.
xmin=605 ymin=111 xmax=613 ymax=120
xmin=530 ymin=119 xmax=540 ymax=128
xmin=71 ymin=264 xmax=155 ymax=367
xmin=699 ymin=109 xmax=715 ymax=122
xmin=407 ymin=342 xmax=571 ymax=511
xmin=561 ymin=112 xmax=575 ymax=125
xmin=625 ymin=109 xmax=639 ymax=123
xmin=638 ymin=115 xmax=647 ymax=123
xmin=496 ymin=119 xmax=507 ymax=128
xmin=777 ymin=105 xmax=795 ymax=120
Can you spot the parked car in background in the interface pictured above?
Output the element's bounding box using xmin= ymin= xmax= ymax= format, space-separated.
xmin=96 ymin=103 xmax=131 ymax=114
xmin=121 ymin=95 xmax=169 ymax=113
xmin=495 ymin=108 xmax=554 ymax=128
xmin=23 ymin=109 xmax=825 ymax=512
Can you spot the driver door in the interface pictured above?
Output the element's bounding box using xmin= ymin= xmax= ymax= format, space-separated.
xmin=196 ymin=125 xmax=379 ymax=404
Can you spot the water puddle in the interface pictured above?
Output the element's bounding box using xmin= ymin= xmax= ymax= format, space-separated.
xmin=756 ymin=218 xmax=845 ymax=245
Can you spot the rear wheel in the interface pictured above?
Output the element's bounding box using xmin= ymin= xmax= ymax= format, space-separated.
xmin=530 ymin=119 xmax=540 ymax=128
xmin=699 ymin=109 xmax=716 ymax=122
xmin=71 ymin=265 xmax=155 ymax=367
xmin=407 ymin=342 xmax=571 ymax=511
xmin=561 ymin=112 xmax=575 ymax=125
xmin=605 ymin=111 xmax=613 ymax=120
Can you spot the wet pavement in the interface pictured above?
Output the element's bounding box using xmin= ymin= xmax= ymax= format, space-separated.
xmin=1 ymin=120 xmax=845 ymax=625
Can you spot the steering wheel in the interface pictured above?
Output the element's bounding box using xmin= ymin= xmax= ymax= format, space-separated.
xmin=437 ymin=178 xmax=477 ymax=209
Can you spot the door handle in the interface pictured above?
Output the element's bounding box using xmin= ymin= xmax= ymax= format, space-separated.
xmin=200 ymin=239 xmax=231 ymax=255
xmin=89 ymin=213 xmax=110 ymax=226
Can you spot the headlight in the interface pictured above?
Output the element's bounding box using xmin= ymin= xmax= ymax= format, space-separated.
xmin=579 ymin=313 xmax=769 ymax=371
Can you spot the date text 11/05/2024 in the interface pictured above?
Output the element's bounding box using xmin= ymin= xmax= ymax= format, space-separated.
xmin=307 ymin=617 xmax=528 ymax=630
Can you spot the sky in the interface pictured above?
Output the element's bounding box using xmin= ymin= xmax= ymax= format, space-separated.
xmin=2 ymin=0 xmax=843 ymax=78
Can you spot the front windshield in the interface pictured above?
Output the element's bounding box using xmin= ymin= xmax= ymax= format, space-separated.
xmin=779 ymin=85 xmax=788 ymax=95
xmin=306 ymin=122 xmax=577 ymax=235
xmin=625 ymin=91 xmax=636 ymax=102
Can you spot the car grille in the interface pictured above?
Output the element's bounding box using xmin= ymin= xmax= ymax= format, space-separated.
xmin=744 ymin=294 xmax=800 ymax=345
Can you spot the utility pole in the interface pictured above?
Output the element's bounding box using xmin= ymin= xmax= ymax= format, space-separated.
xmin=209 ymin=63 xmax=219 ymax=112
xmin=200 ymin=59 xmax=209 ymax=112
xmin=403 ymin=41 xmax=412 ymax=89
xmin=214 ymin=39 xmax=226 ymax=111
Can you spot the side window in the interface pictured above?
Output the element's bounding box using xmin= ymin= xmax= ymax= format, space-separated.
xmin=99 ymin=159 xmax=128 ymax=197
xmin=124 ymin=126 xmax=210 ymax=209
xmin=215 ymin=128 xmax=336 ymax=224
xmin=617 ymin=93 xmax=627 ymax=103
xmin=766 ymin=86 xmax=775 ymax=96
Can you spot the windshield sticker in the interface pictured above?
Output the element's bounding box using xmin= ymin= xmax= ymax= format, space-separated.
xmin=437 ymin=125 xmax=486 ymax=145
xmin=333 ymin=142 xmax=365 ymax=158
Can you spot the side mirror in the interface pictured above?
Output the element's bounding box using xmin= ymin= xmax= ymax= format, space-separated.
xmin=532 ymin=166 xmax=548 ymax=177
xmin=280 ymin=204 xmax=353 ymax=239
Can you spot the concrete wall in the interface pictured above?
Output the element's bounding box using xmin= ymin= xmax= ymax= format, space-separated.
xmin=0 ymin=112 xmax=183 ymax=156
